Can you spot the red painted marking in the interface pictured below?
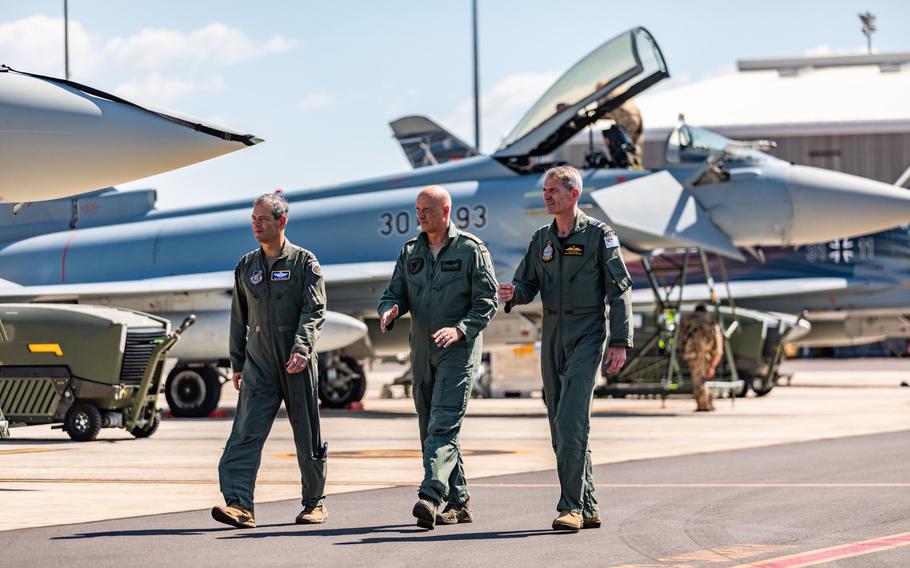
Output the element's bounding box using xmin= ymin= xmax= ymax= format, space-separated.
xmin=617 ymin=175 xmax=626 ymax=183
xmin=60 ymin=233 xmax=76 ymax=282
xmin=207 ymin=409 xmax=229 ymax=418
xmin=736 ymin=531 xmax=910 ymax=568
xmin=346 ymin=401 xmax=364 ymax=411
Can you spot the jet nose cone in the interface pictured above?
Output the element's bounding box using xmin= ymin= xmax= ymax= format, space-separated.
xmin=787 ymin=166 xmax=910 ymax=243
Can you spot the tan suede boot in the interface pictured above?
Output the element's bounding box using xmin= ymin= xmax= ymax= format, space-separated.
xmin=552 ymin=510 xmax=582 ymax=531
xmin=296 ymin=504 xmax=328 ymax=524
xmin=211 ymin=502 xmax=256 ymax=529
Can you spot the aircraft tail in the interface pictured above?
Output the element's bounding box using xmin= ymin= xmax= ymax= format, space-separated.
xmin=389 ymin=115 xmax=479 ymax=169
xmin=0 ymin=188 xmax=158 ymax=243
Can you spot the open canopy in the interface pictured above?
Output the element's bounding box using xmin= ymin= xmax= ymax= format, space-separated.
xmin=495 ymin=27 xmax=668 ymax=159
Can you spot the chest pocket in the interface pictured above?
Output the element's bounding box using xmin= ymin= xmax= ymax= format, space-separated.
xmin=434 ymin=255 xmax=470 ymax=290
xmin=243 ymin=268 xmax=265 ymax=300
xmin=271 ymin=265 xmax=298 ymax=300
xmin=405 ymin=256 xmax=427 ymax=297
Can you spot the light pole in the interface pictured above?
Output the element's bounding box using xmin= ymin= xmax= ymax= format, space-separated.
xmin=472 ymin=0 xmax=480 ymax=150
xmin=859 ymin=11 xmax=876 ymax=55
xmin=64 ymin=0 xmax=70 ymax=79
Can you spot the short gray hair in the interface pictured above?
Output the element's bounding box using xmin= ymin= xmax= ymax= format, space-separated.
xmin=254 ymin=193 xmax=289 ymax=219
xmin=545 ymin=165 xmax=583 ymax=192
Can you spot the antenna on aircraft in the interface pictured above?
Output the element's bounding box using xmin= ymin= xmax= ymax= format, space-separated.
xmin=859 ymin=11 xmax=877 ymax=54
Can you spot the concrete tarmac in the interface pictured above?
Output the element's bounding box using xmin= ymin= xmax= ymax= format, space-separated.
xmin=1 ymin=430 xmax=908 ymax=567
xmin=1 ymin=359 xmax=909 ymax=566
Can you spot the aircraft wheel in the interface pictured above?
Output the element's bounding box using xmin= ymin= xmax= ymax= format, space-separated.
xmin=131 ymin=411 xmax=161 ymax=438
xmin=318 ymin=354 xmax=366 ymax=409
xmin=165 ymin=366 xmax=222 ymax=418
xmin=64 ymin=402 xmax=102 ymax=442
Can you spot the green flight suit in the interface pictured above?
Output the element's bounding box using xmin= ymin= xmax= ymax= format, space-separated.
xmin=506 ymin=212 xmax=633 ymax=516
xmin=219 ymin=240 xmax=327 ymax=512
xmin=378 ymin=222 xmax=498 ymax=506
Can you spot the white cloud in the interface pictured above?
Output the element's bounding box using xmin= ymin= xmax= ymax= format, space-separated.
xmin=0 ymin=15 xmax=97 ymax=76
xmin=103 ymin=23 xmax=296 ymax=70
xmin=443 ymin=72 xmax=558 ymax=153
xmin=115 ymin=74 xmax=225 ymax=105
xmin=0 ymin=15 xmax=295 ymax=105
xmin=299 ymin=93 xmax=334 ymax=111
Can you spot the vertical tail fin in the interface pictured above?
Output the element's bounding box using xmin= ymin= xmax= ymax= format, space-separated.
xmin=389 ymin=115 xmax=479 ymax=169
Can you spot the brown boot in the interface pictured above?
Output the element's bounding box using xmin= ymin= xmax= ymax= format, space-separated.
xmin=211 ymin=502 xmax=255 ymax=529
xmin=296 ymin=504 xmax=328 ymax=524
xmin=412 ymin=498 xmax=438 ymax=530
xmin=436 ymin=500 xmax=474 ymax=525
xmin=552 ymin=510 xmax=582 ymax=532
xmin=582 ymin=514 xmax=602 ymax=529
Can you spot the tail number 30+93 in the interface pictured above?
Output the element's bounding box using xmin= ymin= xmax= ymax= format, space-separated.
xmin=379 ymin=204 xmax=487 ymax=236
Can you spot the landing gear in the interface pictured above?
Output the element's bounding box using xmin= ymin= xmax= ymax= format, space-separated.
xmin=164 ymin=365 xmax=222 ymax=418
xmin=318 ymin=353 xmax=366 ymax=409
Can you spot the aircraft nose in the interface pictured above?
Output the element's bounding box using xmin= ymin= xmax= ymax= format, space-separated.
xmin=787 ymin=165 xmax=910 ymax=242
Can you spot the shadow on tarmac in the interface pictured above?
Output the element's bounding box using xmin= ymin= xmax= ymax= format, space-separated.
xmin=333 ymin=528 xmax=562 ymax=545
xmin=51 ymin=524 xmax=291 ymax=540
xmin=215 ymin=523 xmax=561 ymax=544
xmin=216 ymin=523 xmax=415 ymax=540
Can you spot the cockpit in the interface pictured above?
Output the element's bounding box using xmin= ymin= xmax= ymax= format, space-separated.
xmin=493 ymin=27 xmax=669 ymax=172
xmin=665 ymin=120 xmax=780 ymax=166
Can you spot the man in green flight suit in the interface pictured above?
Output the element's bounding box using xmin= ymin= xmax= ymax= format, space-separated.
xmin=378 ymin=185 xmax=498 ymax=530
xmin=212 ymin=193 xmax=328 ymax=529
xmin=498 ymin=165 xmax=633 ymax=532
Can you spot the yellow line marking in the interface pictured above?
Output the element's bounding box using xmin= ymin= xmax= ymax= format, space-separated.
xmin=0 ymin=448 xmax=62 ymax=455
xmin=658 ymin=544 xmax=788 ymax=563
xmin=28 ymin=343 xmax=63 ymax=356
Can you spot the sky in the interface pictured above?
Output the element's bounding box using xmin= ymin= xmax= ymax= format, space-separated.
xmin=3 ymin=1 xmax=909 ymax=210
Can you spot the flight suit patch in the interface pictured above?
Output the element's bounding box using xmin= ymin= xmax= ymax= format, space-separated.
xmin=408 ymin=258 xmax=424 ymax=274
xmin=271 ymin=270 xmax=290 ymax=281
xmin=541 ymin=240 xmax=554 ymax=262
xmin=249 ymin=270 xmax=264 ymax=285
xmin=309 ymin=260 xmax=322 ymax=276
xmin=441 ymin=259 xmax=462 ymax=271
xmin=604 ymin=233 xmax=620 ymax=248
xmin=564 ymin=244 xmax=585 ymax=256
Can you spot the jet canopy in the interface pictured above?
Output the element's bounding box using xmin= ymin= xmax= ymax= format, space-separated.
xmin=665 ymin=121 xmax=780 ymax=166
xmin=495 ymin=27 xmax=668 ymax=160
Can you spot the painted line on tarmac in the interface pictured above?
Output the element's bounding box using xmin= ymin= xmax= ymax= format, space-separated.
xmin=0 ymin=478 xmax=413 ymax=486
xmin=0 ymin=479 xmax=907 ymax=490
xmin=0 ymin=448 xmax=62 ymax=455
xmin=473 ymin=483 xmax=910 ymax=488
xmin=729 ymin=530 xmax=910 ymax=567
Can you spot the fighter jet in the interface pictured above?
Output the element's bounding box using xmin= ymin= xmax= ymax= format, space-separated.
xmin=0 ymin=65 xmax=262 ymax=203
xmin=1 ymin=27 xmax=909 ymax=415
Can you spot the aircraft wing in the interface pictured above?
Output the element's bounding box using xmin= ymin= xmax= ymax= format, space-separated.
xmin=590 ymin=171 xmax=746 ymax=261
xmin=629 ymin=277 xmax=889 ymax=308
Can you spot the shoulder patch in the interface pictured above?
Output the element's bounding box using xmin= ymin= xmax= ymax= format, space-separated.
xmin=309 ymin=260 xmax=322 ymax=276
xmin=604 ymin=233 xmax=620 ymax=248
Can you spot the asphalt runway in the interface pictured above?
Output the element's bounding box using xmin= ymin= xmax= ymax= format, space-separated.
xmin=2 ymin=430 xmax=907 ymax=568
